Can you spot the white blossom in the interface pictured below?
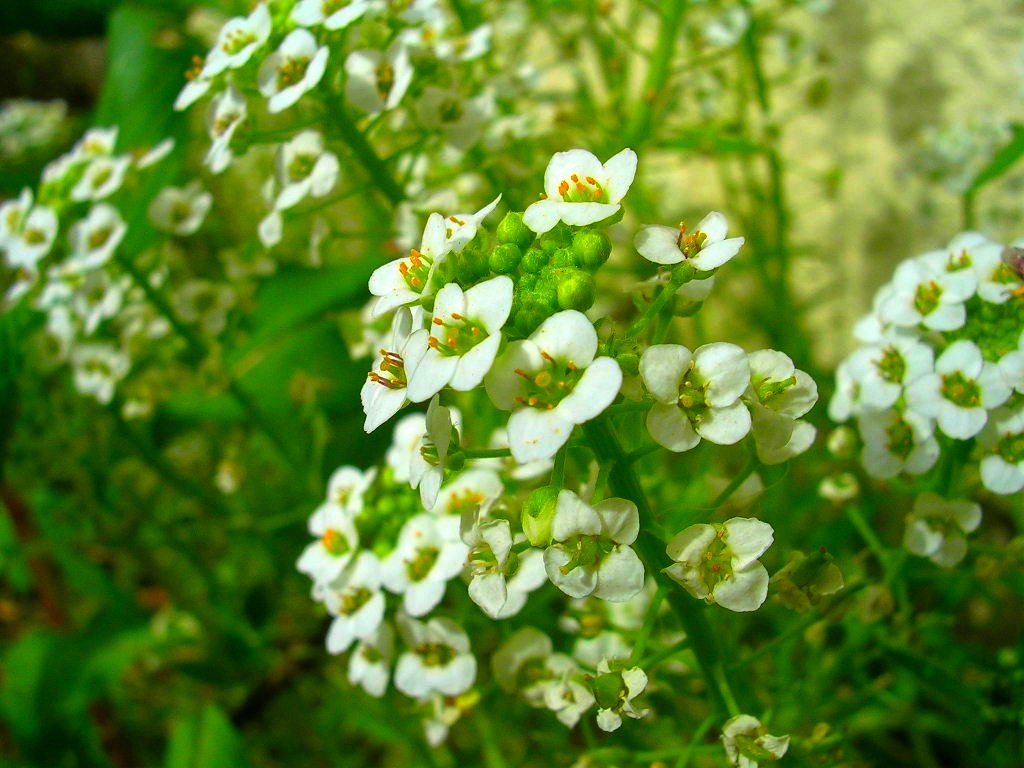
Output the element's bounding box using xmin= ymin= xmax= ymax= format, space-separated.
xmin=721 ymin=714 xmax=790 ymax=768
xmin=292 ymin=0 xmax=371 ymax=30
xmin=360 ymin=308 xmax=427 ymax=433
xmin=977 ymin=406 xmax=1024 ymax=494
xmin=592 ymin=660 xmax=648 ymax=732
xmin=70 ymin=343 xmax=130 ymax=404
xmin=369 ymin=212 xmax=449 ymax=317
xmin=323 ymin=551 xmax=386 ymax=654
xmin=394 ymin=615 xmax=477 ymax=699
xmin=635 ymin=211 xmax=744 ymax=271
xmin=67 ymin=204 xmax=126 ymax=272
xmin=148 ymin=181 xmax=213 ymax=236
xmin=904 ymin=492 xmax=981 ymax=567
xmin=205 ymin=85 xmax=247 ymax=174
xmin=381 ymin=513 xmax=467 ymax=617
xmin=348 ymin=622 xmax=394 ymax=697
xmin=744 ymin=349 xmax=818 ymax=465
xmin=258 ymin=29 xmax=328 ymax=114
xmin=485 ymin=310 xmax=622 ymax=463
xmin=879 ymin=253 xmax=974 ymax=331
xmin=408 ymin=396 xmax=458 ymax=510
xmin=345 ymin=41 xmax=414 ymax=115
xmin=272 ymin=130 xmax=340 ymax=210
xmin=523 ymin=148 xmax=637 ymax=234
xmin=858 ymin=409 xmax=939 ymax=478
xmin=296 ymin=502 xmax=359 ymax=586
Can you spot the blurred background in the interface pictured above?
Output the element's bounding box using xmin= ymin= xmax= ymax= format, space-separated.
xmin=2 ymin=1 xmax=1024 ymax=766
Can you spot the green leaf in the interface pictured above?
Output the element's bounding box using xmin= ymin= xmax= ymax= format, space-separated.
xmin=166 ymin=705 xmax=251 ymax=768
xmin=967 ymin=123 xmax=1024 ymax=193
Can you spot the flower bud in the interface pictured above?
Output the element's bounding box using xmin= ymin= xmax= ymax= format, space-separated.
xmin=771 ymin=549 xmax=844 ymax=612
xmin=556 ymin=269 xmax=596 ymax=311
xmin=551 ymin=247 xmax=584 ymax=268
xmin=670 ymin=260 xmax=697 ymax=286
xmin=488 ymin=242 xmax=522 ymax=274
xmin=826 ymin=425 xmax=858 ymax=459
xmin=572 ymin=230 xmax=612 ymax=270
xmin=496 ymin=211 xmax=534 ymax=249
xmin=616 ymin=352 xmax=640 ymax=376
xmin=520 ymin=247 xmax=548 ymax=274
xmin=540 ymin=224 xmax=571 ymax=254
xmin=590 ymin=670 xmax=626 ymax=710
xmin=522 ymin=485 xmax=560 ymax=546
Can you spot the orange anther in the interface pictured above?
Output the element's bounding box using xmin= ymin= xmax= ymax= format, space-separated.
xmin=433 ymin=317 xmax=443 ymax=325
xmin=585 ymin=176 xmax=597 ymax=185
xmin=558 ymin=180 xmax=569 ymax=196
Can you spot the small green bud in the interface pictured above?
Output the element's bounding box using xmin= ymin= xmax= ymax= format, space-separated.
xmin=572 ymin=230 xmax=612 ymax=269
xmin=591 ymin=671 xmax=626 ymax=710
xmin=556 ymin=269 xmax=596 ymax=311
xmin=670 ymin=260 xmax=697 ymax=286
xmin=520 ymin=247 xmax=548 ymax=274
xmin=551 ymin=247 xmax=584 ymax=268
xmin=522 ymin=486 xmax=560 ymax=546
xmin=489 ymin=242 xmax=523 ymax=274
xmin=616 ymin=352 xmax=639 ymax=376
xmin=540 ymin=223 xmax=571 ymax=254
xmin=496 ymin=211 xmax=534 ymax=249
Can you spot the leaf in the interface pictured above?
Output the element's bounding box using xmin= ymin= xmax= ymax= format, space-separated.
xmin=165 ymin=705 xmax=251 ymax=768
xmin=967 ymin=123 xmax=1024 ymax=193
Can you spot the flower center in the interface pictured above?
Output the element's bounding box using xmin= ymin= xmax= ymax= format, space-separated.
xmin=913 ymin=280 xmax=943 ymax=316
xmin=876 ymin=345 xmax=906 ymax=383
xmin=557 ymin=173 xmax=605 ymax=203
xmin=277 ymin=56 xmax=310 ymax=89
xmin=221 ymin=28 xmax=257 ymax=55
xmin=88 ymin=226 xmax=113 ymax=250
xmin=886 ymin=417 xmax=916 ymax=459
xmin=439 ymin=99 xmax=463 ymax=124
xmin=23 ymin=226 xmax=48 ymax=246
xmin=946 ymin=249 xmax=971 ymax=270
xmin=338 ymin=586 xmax=373 ymax=615
xmin=287 ymin=152 xmax=317 ymax=181
xmin=406 ymin=545 xmax=439 ymax=581
xmin=446 ymin=489 xmax=485 ymax=516
xmin=940 ymin=370 xmax=981 ymax=408
xmin=170 ymin=201 xmax=193 ymax=224
xmin=367 ymin=348 xmax=407 ymax=390
xmin=675 ymin=362 xmax=712 ymax=419
xmin=513 ymin=353 xmax=583 ymax=410
xmin=753 ymin=373 xmax=797 ymax=404
xmin=428 ymin=312 xmax=486 ymax=356
xmin=91 ymin=166 xmax=113 ymax=190
xmin=676 ymin=223 xmax=708 ymax=258
xmin=213 ymin=111 xmax=242 ymax=137
xmin=322 ymin=527 xmax=351 ymax=556
xmin=997 ymin=432 xmax=1024 ymax=464
xmin=558 ymin=535 xmax=612 ymax=575
xmin=323 ymin=0 xmax=348 ymax=13
xmin=375 ymin=62 xmax=395 ymax=100
xmin=416 ymin=642 xmax=456 ymax=667
xmin=698 ymin=527 xmax=736 ymax=597
xmin=398 ymin=248 xmax=432 ymax=291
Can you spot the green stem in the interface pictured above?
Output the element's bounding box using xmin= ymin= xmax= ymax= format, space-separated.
xmin=326 ymin=99 xmax=404 ymax=205
xmin=674 ymin=714 xmax=718 ymax=768
xmin=708 ymin=454 xmax=758 ymax=511
xmin=624 ymin=0 xmax=687 ymax=145
xmin=551 ymin=444 xmax=568 ymax=488
xmin=583 ymin=417 xmax=746 ymax=715
xmin=463 ymin=447 xmax=511 ymax=459
xmin=629 ymin=586 xmax=666 ymax=665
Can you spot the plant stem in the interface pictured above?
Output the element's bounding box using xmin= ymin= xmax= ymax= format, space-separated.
xmin=708 ymin=454 xmax=758 ymax=511
xmin=624 ymin=0 xmax=687 ymax=145
xmin=463 ymin=447 xmax=511 ymax=459
xmin=326 ymin=99 xmax=404 ymax=205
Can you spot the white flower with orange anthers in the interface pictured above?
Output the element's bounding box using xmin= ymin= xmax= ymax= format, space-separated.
xmin=405 ymin=276 xmax=513 ymax=403
xmin=204 ymin=85 xmax=247 ymax=174
xmin=523 ymin=148 xmax=637 ymax=234
xmin=665 ymin=517 xmax=774 ymax=612
xmin=257 ymin=29 xmax=329 ymax=114
xmin=442 ymin=195 xmax=501 ymax=252
xmin=485 ymin=310 xmax=623 ymax=463
xmin=369 ymin=212 xmax=450 ymax=318
xmin=360 ymin=308 xmax=427 ymax=433
xmin=321 ymin=551 xmax=386 ymax=655
xmin=382 ymin=513 xmax=468 ymax=618
xmin=635 ymin=211 xmax=745 ymax=271
xmin=408 ymin=396 xmax=459 ymax=510
xmin=296 ymin=501 xmax=360 ymax=587
xmin=394 ymin=615 xmax=477 ymax=699
xmin=324 ymin=465 xmax=376 ymax=513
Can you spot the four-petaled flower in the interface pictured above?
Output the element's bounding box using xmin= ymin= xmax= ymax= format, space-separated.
xmin=635 ymin=211 xmax=744 ymax=271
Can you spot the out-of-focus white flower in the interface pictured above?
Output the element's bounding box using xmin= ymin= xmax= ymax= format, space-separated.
xmin=858 ymin=409 xmax=939 ymax=478
xmin=272 ymin=130 xmax=340 ymax=210
xmin=977 ymin=405 xmax=1024 ymax=494
xmin=394 ymin=615 xmax=477 ymax=698
xmin=322 ymin=551 xmax=386 ymax=654
xmin=258 ymin=29 xmax=328 ymax=114
xmin=408 ymin=396 xmax=457 ymax=510
xmin=292 ymin=0 xmax=371 ymax=30
xmin=721 ymin=714 xmax=790 ymax=768
xmin=148 ymin=180 xmax=213 ymax=236
xmin=70 ymin=343 xmax=130 ymax=404
xmin=349 ymin=622 xmax=393 ymax=697
xmin=903 ymin=492 xmax=981 ymax=567
xmin=71 ymin=155 xmax=130 ymax=202
xmin=67 ymin=204 xmax=127 ymax=272
xmin=879 ymin=254 xmax=974 ymax=331
xmin=205 ymin=85 xmax=247 ymax=174
xmin=345 ymin=41 xmax=414 ymax=115
xmin=296 ymin=502 xmax=359 ymax=586
xmin=415 ymin=87 xmax=492 ymax=150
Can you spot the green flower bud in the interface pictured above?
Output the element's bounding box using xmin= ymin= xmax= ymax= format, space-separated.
xmin=670 ymin=260 xmax=697 ymax=286
xmin=489 ymin=242 xmax=523 ymax=274
xmin=540 ymin=223 xmax=571 ymax=254
xmin=616 ymin=352 xmax=640 ymax=376
xmin=572 ymin=230 xmax=612 ymax=269
xmin=591 ymin=671 xmax=626 ymax=710
xmin=551 ymin=246 xmax=584 ymax=268
xmin=556 ymin=269 xmax=596 ymax=311
xmin=496 ymin=211 xmax=534 ymax=249
xmin=522 ymin=485 xmax=560 ymax=546
xmin=520 ymin=247 xmax=548 ymax=274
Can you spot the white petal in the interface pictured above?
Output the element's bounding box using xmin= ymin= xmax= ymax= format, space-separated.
xmin=635 ymin=225 xmax=683 ymax=265
xmin=697 ymin=401 xmax=751 ymax=445
xmin=554 ymin=357 xmax=622 ymax=423
xmin=640 ymin=344 xmax=691 ymax=404
xmin=647 ymin=403 xmax=700 ymax=452
xmin=507 ymin=408 xmax=574 ymax=463
xmin=531 ymin=310 xmax=597 ymax=366
xmin=593 ymin=546 xmax=644 ymax=602
xmin=713 ymin=562 xmax=769 ymax=611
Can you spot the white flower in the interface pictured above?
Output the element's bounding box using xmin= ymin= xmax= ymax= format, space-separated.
xmin=70 ymin=271 xmax=126 ymax=335
xmin=292 ymin=0 xmax=370 ymax=30
xmin=205 ymin=85 xmax=247 ymax=174
xmin=381 ymin=513 xmax=467 ymax=617
xmin=71 ymin=155 xmax=130 ymax=202
xmin=541 ymin=654 xmax=595 ymax=728
xmin=325 ymin=465 xmax=376 ymax=513
xmin=666 ymin=517 xmax=773 ymax=612
xmin=523 ymin=148 xmax=637 ymax=234
xmin=828 ymin=358 xmax=864 ymax=422
xmin=360 ymin=308 xmax=427 ymax=433
xmin=844 ymin=336 xmax=933 ymax=410
xmin=272 ymin=130 xmax=340 ymax=210
xmin=543 ymin=490 xmax=644 ymax=602
xmin=462 ymin=500 xmax=546 ymax=619
xmin=386 ymin=413 xmax=427 ymax=483
xmin=68 ymin=204 xmax=127 ymax=272
xmin=904 ymin=492 xmax=981 ymax=567
xmin=408 ymin=396 xmax=458 ymax=510
xmin=345 ymin=42 xmax=414 ymax=115
xmin=977 ymin=406 xmax=1024 ymax=494
xmin=296 ymin=502 xmax=359 ymax=586
xmin=970 ymin=240 xmax=1023 ymax=304
xmin=635 ymin=211 xmax=744 ymax=271
xmin=999 ymin=330 xmax=1024 ymax=395
xmin=431 ymin=466 xmax=501 ymax=517
xmin=394 ymin=616 xmax=477 ymax=699
xmin=5 ymin=203 xmax=58 ymax=270
xmin=405 ymin=276 xmax=513 ymax=402
xmin=71 ymin=127 xmax=118 ymax=159
xmin=592 ymin=660 xmax=648 ymax=732
xmin=641 ymin=342 xmax=751 ymax=452
xmin=858 ymin=409 xmax=939 ymax=478
xmin=323 ymin=551 xmax=386 ymax=654
xmin=415 ymin=87 xmax=492 ymax=150
xmin=348 ymin=622 xmax=393 ymax=698
xmin=369 ymin=212 xmax=449 ymax=317
xmin=744 ymin=349 xmax=817 ymax=464
xmin=721 ymin=714 xmax=790 ymax=768
xmin=203 ymin=4 xmax=271 ymax=77
xmin=0 ymin=188 xmax=33 ymax=248
xmin=148 ymin=181 xmax=213 ymax=236
xmin=442 ymin=194 xmax=501 ymax=252
xmin=485 ymin=310 xmax=623 ymax=463
xmin=257 ymin=29 xmax=328 ymax=114
xmin=879 ymin=254 xmax=974 ymax=331
xmin=906 ymin=340 xmax=1010 ymax=439
xmin=70 ymin=343 xmax=130 ymax=404
xmin=135 ymin=137 xmax=175 ymax=169
xmin=492 ymin=627 xmax=555 ymax=703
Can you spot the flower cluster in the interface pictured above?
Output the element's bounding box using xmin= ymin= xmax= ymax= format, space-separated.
xmin=831 ymin=232 xmax=1023 ymax=564
xmin=295 ymin=147 xmax=819 ymax=743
